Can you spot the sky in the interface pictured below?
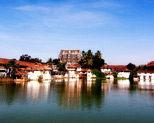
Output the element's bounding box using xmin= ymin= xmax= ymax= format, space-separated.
xmin=0 ymin=0 xmax=154 ymax=65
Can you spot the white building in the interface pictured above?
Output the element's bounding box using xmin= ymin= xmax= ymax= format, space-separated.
xmin=138 ymin=70 xmax=154 ymax=81
xmin=118 ymin=72 xmax=130 ymax=79
xmin=66 ymin=64 xmax=95 ymax=79
xmin=66 ymin=64 xmax=81 ymax=78
xmin=101 ymin=65 xmax=130 ymax=79
xmin=25 ymin=63 xmax=52 ymax=80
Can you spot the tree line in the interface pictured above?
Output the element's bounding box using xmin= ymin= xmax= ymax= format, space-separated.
xmin=79 ymin=50 xmax=105 ymax=69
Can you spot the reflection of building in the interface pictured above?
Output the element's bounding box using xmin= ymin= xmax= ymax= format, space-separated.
xmin=58 ymin=80 xmax=82 ymax=109
xmin=117 ymin=80 xmax=130 ymax=89
xmin=138 ymin=81 xmax=154 ymax=90
xmin=57 ymin=79 xmax=105 ymax=110
xmin=27 ymin=81 xmax=50 ymax=101
xmin=58 ymin=50 xmax=82 ymax=64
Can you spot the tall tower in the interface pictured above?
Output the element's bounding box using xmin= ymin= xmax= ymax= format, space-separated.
xmin=58 ymin=50 xmax=82 ymax=64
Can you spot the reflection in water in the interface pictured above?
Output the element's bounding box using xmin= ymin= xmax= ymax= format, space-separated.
xmin=0 ymin=79 xmax=154 ymax=109
xmin=138 ymin=80 xmax=154 ymax=90
xmin=117 ymin=80 xmax=130 ymax=90
xmin=81 ymin=79 xmax=105 ymax=110
xmin=27 ymin=81 xmax=50 ymax=102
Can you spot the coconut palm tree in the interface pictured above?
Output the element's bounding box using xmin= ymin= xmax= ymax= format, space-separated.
xmin=46 ymin=58 xmax=53 ymax=65
xmin=95 ymin=50 xmax=102 ymax=59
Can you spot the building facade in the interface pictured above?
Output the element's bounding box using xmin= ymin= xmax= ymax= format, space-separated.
xmin=101 ymin=65 xmax=130 ymax=79
xmin=59 ymin=50 xmax=82 ymax=64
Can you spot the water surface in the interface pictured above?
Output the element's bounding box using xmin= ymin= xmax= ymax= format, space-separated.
xmin=0 ymin=79 xmax=154 ymax=123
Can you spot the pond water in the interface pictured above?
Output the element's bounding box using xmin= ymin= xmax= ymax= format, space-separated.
xmin=0 ymin=79 xmax=154 ymax=123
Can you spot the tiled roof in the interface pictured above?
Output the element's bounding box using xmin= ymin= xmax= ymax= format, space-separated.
xmin=138 ymin=70 xmax=154 ymax=74
xmin=147 ymin=61 xmax=154 ymax=67
xmin=0 ymin=58 xmax=52 ymax=71
xmin=101 ymin=65 xmax=130 ymax=72
xmin=67 ymin=64 xmax=81 ymax=68
xmin=81 ymin=68 xmax=91 ymax=72
xmin=0 ymin=66 xmax=5 ymax=69
xmin=15 ymin=70 xmax=28 ymax=75
xmin=0 ymin=58 xmax=10 ymax=64
xmin=0 ymin=58 xmax=35 ymax=67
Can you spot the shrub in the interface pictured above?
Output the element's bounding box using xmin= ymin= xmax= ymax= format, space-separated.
xmin=38 ymin=75 xmax=43 ymax=82
xmin=0 ymin=75 xmax=4 ymax=79
xmin=91 ymin=69 xmax=106 ymax=78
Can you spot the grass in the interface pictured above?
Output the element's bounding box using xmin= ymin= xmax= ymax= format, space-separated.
xmin=92 ymin=77 xmax=106 ymax=80
xmin=114 ymin=77 xmax=128 ymax=80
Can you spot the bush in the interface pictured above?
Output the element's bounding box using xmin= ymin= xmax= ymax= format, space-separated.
xmin=0 ymin=75 xmax=4 ymax=79
xmin=112 ymin=72 xmax=118 ymax=79
xmin=38 ymin=75 xmax=43 ymax=82
xmin=91 ymin=69 xmax=106 ymax=78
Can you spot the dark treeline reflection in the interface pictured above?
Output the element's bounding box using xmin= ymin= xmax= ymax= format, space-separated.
xmin=0 ymin=83 xmax=28 ymax=105
xmin=56 ymin=79 xmax=108 ymax=110
xmin=1 ymin=80 xmax=154 ymax=109
xmin=81 ymin=79 xmax=104 ymax=110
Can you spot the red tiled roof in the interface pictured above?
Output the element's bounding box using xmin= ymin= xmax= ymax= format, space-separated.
xmin=25 ymin=67 xmax=33 ymax=71
xmin=0 ymin=58 xmax=35 ymax=67
xmin=15 ymin=71 xmax=28 ymax=75
xmin=67 ymin=64 xmax=81 ymax=68
xmin=138 ymin=70 xmax=154 ymax=74
xmin=0 ymin=66 xmax=5 ymax=69
xmin=0 ymin=58 xmax=10 ymax=64
xmin=81 ymin=68 xmax=91 ymax=72
xmin=0 ymin=58 xmax=52 ymax=71
xmin=147 ymin=61 xmax=154 ymax=67
xmin=101 ymin=65 xmax=130 ymax=72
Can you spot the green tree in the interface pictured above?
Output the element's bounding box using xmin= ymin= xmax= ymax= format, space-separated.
xmin=52 ymin=59 xmax=66 ymax=72
xmin=58 ymin=62 xmax=66 ymax=72
xmin=19 ymin=54 xmax=31 ymax=62
xmin=95 ymin=50 xmax=102 ymax=59
xmin=91 ymin=69 xmax=106 ymax=78
xmin=19 ymin=54 xmax=42 ymax=63
xmin=79 ymin=50 xmax=105 ymax=69
xmin=53 ymin=59 xmax=60 ymax=65
xmin=112 ymin=72 xmax=118 ymax=79
xmin=3 ymin=59 xmax=20 ymax=78
xmin=92 ymin=50 xmax=104 ymax=69
xmin=46 ymin=58 xmax=53 ymax=65
xmin=127 ymin=63 xmax=136 ymax=70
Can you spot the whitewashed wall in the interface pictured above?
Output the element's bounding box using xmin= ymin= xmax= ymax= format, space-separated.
xmin=118 ymin=72 xmax=130 ymax=78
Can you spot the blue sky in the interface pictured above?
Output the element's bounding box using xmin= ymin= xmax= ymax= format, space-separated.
xmin=0 ymin=0 xmax=154 ymax=65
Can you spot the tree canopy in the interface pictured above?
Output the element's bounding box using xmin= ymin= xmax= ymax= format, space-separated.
xmin=19 ymin=54 xmax=42 ymax=63
xmin=46 ymin=58 xmax=53 ymax=65
xmin=2 ymin=59 xmax=20 ymax=78
xmin=79 ymin=50 xmax=105 ymax=69
xmin=127 ymin=63 xmax=136 ymax=70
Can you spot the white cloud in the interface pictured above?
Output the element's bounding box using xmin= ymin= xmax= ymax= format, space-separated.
xmin=42 ymin=11 xmax=114 ymax=28
xmin=15 ymin=5 xmax=51 ymax=12
xmin=14 ymin=2 xmax=120 ymax=29
xmin=81 ymin=1 xmax=122 ymax=9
